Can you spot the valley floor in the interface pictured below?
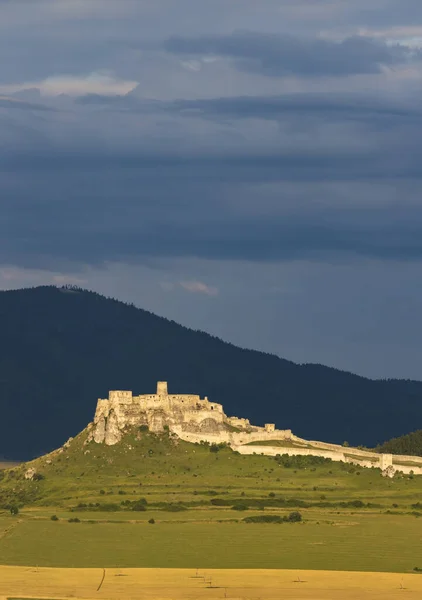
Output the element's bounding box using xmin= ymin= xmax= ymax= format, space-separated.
xmin=0 ymin=509 xmax=421 ymax=573
xmin=0 ymin=566 xmax=422 ymax=600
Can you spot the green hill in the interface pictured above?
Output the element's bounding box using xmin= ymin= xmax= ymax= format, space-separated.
xmin=1 ymin=428 xmax=422 ymax=572
xmin=1 ymin=285 xmax=422 ymax=460
xmin=1 ymin=426 xmax=421 ymax=511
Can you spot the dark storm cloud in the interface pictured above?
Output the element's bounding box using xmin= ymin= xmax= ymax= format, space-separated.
xmin=2 ymin=77 xmax=422 ymax=271
xmin=164 ymin=32 xmax=420 ymax=77
xmin=169 ymin=93 xmax=422 ymax=126
xmin=74 ymin=91 xmax=422 ymax=136
xmin=2 ymin=168 xmax=422 ymax=270
xmin=1 ymin=1 xmax=422 ymax=272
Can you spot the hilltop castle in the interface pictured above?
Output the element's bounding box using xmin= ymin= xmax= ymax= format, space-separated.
xmin=91 ymin=381 xmax=280 ymax=446
xmin=90 ymin=381 xmax=422 ymax=477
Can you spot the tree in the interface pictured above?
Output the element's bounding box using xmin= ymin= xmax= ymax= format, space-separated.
xmin=287 ymin=511 xmax=302 ymax=522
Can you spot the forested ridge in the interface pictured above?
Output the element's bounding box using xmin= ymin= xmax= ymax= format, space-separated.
xmin=377 ymin=430 xmax=422 ymax=457
xmin=1 ymin=285 xmax=421 ymax=459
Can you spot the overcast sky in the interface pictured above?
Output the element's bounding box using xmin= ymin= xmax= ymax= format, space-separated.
xmin=1 ymin=0 xmax=422 ymax=379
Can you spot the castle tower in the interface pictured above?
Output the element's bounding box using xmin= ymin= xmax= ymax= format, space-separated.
xmin=156 ymin=381 xmax=168 ymax=396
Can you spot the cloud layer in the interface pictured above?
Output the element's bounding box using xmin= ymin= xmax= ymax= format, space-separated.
xmin=165 ymin=32 xmax=420 ymax=77
xmin=1 ymin=0 xmax=422 ymax=377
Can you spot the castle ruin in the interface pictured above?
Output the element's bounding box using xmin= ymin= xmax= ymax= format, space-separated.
xmin=91 ymin=381 xmax=281 ymax=446
xmin=90 ymin=381 xmax=422 ymax=477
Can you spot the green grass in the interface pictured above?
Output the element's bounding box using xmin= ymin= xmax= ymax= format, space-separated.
xmin=0 ymin=511 xmax=420 ymax=572
xmin=2 ymin=428 xmax=421 ymax=509
xmin=1 ymin=428 xmax=422 ymax=573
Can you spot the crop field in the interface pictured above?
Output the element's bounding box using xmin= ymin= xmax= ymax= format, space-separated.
xmin=0 ymin=509 xmax=421 ymax=573
xmin=1 ymin=566 xmax=422 ymax=600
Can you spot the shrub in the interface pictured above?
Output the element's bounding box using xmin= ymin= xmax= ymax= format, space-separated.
xmin=51 ymin=515 xmax=59 ymax=521
xmin=345 ymin=500 xmax=364 ymax=508
xmin=275 ymin=454 xmax=331 ymax=469
xmin=243 ymin=515 xmax=282 ymax=524
xmin=131 ymin=501 xmax=147 ymax=512
xmin=210 ymin=498 xmax=228 ymax=506
xmin=97 ymin=503 xmax=121 ymax=512
xmin=99 ymin=489 xmax=106 ymax=495
xmin=210 ymin=444 xmax=220 ymax=453
xmin=231 ymin=503 xmax=248 ymax=511
xmin=162 ymin=504 xmax=187 ymax=512
xmin=9 ymin=505 xmax=19 ymax=516
xmin=268 ymin=492 xmax=275 ymax=498
xmin=287 ymin=511 xmax=302 ymax=522
xmin=32 ymin=472 xmax=45 ymax=481
xmin=68 ymin=517 xmax=80 ymax=523
xmin=148 ymin=518 xmax=155 ymax=524
xmin=139 ymin=425 xmax=149 ymax=432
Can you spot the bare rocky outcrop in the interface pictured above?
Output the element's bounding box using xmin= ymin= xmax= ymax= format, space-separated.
xmin=24 ymin=467 xmax=37 ymax=480
xmin=382 ymin=465 xmax=396 ymax=479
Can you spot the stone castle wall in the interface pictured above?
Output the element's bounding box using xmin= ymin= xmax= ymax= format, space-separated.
xmin=171 ymin=426 xmax=293 ymax=446
xmin=90 ymin=381 xmax=422 ymax=476
xmin=234 ymin=444 xmax=422 ymax=475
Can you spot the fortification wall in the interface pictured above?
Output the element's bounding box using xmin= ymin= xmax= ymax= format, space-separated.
xmin=291 ymin=434 xmax=383 ymax=460
xmin=109 ymin=390 xmax=133 ymax=403
xmin=230 ymin=429 xmax=292 ymax=445
xmin=233 ymin=444 xmax=346 ymax=462
xmin=180 ymin=410 xmax=225 ymax=426
xmin=227 ymin=416 xmax=251 ymax=429
xmin=172 ymin=427 xmax=232 ymax=445
xmin=173 ymin=427 xmax=293 ymax=446
xmin=233 ymin=441 xmax=422 ymax=474
xmin=391 ymin=453 xmax=422 ymax=466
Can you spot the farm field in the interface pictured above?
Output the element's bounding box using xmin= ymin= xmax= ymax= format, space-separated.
xmin=1 ymin=430 xmax=422 ymax=576
xmin=0 ymin=566 xmax=422 ymax=600
xmin=0 ymin=509 xmax=421 ymax=573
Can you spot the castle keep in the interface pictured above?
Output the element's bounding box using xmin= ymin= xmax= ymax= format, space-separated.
xmin=90 ymin=381 xmax=422 ymax=477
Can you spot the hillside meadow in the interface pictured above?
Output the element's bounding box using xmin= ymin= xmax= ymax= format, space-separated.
xmin=0 ymin=430 xmax=422 ymax=574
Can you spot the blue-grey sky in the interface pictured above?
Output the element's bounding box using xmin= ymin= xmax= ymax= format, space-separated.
xmin=1 ymin=0 xmax=422 ymax=379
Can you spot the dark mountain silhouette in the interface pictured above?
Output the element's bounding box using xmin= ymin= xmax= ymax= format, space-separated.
xmin=0 ymin=285 xmax=421 ymax=460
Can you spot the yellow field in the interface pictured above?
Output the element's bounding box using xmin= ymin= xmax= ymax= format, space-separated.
xmin=0 ymin=567 xmax=421 ymax=600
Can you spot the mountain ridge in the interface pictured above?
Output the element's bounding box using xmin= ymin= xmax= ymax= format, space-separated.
xmin=0 ymin=284 xmax=421 ymax=459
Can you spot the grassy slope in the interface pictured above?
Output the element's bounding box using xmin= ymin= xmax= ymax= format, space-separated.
xmin=1 ymin=430 xmax=422 ymax=572
xmin=0 ymin=430 xmax=422 ymax=509
xmin=2 ymin=428 xmax=422 ymax=508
